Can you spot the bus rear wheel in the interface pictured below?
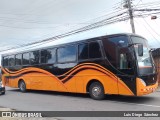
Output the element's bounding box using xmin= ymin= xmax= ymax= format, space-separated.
xmin=19 ymin=80 xmax=26 ymax=92
xmin=89 ymin=82 xmax=105 ymax=100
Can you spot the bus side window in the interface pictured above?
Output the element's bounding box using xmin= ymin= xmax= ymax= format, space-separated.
xmin=30 ymin=51 xmax=39 ymax=65
xmin=57 ymin=45 xmax=77 ymax=63
xmin=120 ymin=54 xmax=128 ymax=69
xmin=89 ymin=41 xmax=102 ymax=59
xmin=47 ymin=48 xmax=56 ymax=64
xmin=41 ymin=48 xmax=56 ymax=64
xmin=78 ymin=43 xmax=89 ymax=60
xmin=119 ymin=53 xmax=132 ymax=69
xmin=41 ymin=50 xmax=47 ymax=63
xmin=22 ymin=53 xmax=30 ymax=65
xmin=3 ymin=56 xmax=9 ymax=67
xmin=8 ymin=55 xmax=15 ymax=67
xmin=15 ymin=54 xmax=22 ymax=66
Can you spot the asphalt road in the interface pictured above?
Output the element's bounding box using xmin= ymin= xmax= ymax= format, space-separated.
xmin=0 ymin=87 xmax=160 ymax=119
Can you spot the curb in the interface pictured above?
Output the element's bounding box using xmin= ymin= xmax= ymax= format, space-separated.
xmin=0 ymin=107 xmax=14 ymax=111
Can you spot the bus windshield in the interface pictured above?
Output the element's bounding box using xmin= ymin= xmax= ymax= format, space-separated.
xmin=131 ymin=36 xmax=155 ymax=75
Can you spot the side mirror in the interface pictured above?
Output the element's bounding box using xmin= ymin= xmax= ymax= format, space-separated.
xmin=138 ymin=44 xmax=143 ymax=56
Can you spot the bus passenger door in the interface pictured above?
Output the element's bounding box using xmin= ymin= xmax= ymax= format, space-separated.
xmin=117 ymin=47 xmax=136 ymax=96
xmin=102 ymin=35 xmax=136 ymax=95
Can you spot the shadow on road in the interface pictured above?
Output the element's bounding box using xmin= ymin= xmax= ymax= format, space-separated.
xmin=104 ymin=94 xmax=155 ymax=104
xmin=7 ymin=88 xmax=90 ymax=98
xmin=7 ymin=88 xmax=157 ymax=105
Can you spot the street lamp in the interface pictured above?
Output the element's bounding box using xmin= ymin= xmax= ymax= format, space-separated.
xmin=151 ymin=16 xmax=157 ymax=20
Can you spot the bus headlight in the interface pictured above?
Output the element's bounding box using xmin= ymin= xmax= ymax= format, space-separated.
xmin=139 ymin=79 xmax=146 ymax=86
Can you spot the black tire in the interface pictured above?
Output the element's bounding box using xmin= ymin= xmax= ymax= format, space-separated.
xmin=89 ymin=82 xmax=105 ymax=100
xmin=1 ymin=87 xmax=5 ymax=95
xmin=19 ymin=80 xmax=27 ymax=92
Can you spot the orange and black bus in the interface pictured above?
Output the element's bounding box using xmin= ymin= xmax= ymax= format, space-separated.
xmin=1 ymin=33 xmax=158 ymax=99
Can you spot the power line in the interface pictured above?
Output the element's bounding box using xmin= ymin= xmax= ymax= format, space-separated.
xmin=134 ymin=9 xmax=160 ymax=44
xmin=134 ymin=0 xmax=160 ymax=8
xmin=0 ymin=24 xmax=62 ymax=29
xmin=154 ymin=20 xmax=160 ymax=28
xmin=134 ymin=0 xmax=143 ymax=7
xmin=0 ymin=17 xmax=64 ymax=25
xmin=0 ymin=7 xmax=128 ymax=51
xmin=135 ymin=11 xmax=160 ymax=18
xmin=142 ymin=17 xmax=160 ymax=37
xmin=132 ymin=0 xmax=160 ymax=44
xmin=134 ymin=19 xmax=160 ymax=44
xmin=0 ymin=9 xmax=126 ymax=25
xmin=0 ymin=11 xmax=128 ymax=52
xmin=134 ymin=8 xmax=160 ymax=11
xmin=0 ymin=3 xmax=127 ymax=30
xmin=0 ymin=7 xmax=127 ymax=46
xmin=2 ymin=0 xmax=160 ymax=52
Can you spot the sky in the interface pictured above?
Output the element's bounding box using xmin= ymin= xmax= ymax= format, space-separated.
xmin=0 ymin=0 xmax=160 ymax=55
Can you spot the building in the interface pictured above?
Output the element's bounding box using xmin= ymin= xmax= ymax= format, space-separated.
xmin=152 ymin=48 xmax=160 ymax=85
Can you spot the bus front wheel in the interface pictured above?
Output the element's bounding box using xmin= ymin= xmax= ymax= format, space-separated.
xmin=89 ymin=82 xmax=105 ymax=100
xmin=19 ymin=80 xmax=26 ymax=92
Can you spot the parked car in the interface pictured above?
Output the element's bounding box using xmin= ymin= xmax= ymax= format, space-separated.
xmin=0 ymin=81 xmax=5 ymax=95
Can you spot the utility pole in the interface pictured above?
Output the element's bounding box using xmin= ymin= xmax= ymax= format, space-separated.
xmin=124 ymin=0 xmax=135 ymax=33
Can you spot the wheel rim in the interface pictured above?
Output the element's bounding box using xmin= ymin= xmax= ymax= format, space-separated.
xmin=20 ymin=82 xmax=25 ymax=91
xmin=92 ymin=86 xmax=101 ymax=97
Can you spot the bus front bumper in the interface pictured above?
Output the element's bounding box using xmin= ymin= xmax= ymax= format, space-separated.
xmin=136 ymin=78 xmax=158 ymax=96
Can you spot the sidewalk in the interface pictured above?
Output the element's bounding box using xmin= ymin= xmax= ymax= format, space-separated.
xmin=0 ymin=107 xmax=13 ymax=111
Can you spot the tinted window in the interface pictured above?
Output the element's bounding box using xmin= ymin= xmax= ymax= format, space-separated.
xmin=119 ymin=53 xmax=129 ymax=69
xmin=30 ymin=51 xmax=39 ymax=65
xmin=103 ymin=36 xmax=129 ymax=68
xmin=41 ymin=48 xmax=56 ymax=64
xmin=15 ymin=54 xmax=22 ymax=65
xmin=23 ymin=53 xmax=30 ymax=65
xmin=3 ymin=56 xmax=8 ymax=66
xmin=78 ymin=43 xmax=88 ymax=60
xmin=58 ymin=45 xmax=77 ymax=63
xmin=8 ymin=55 xmax=15 ymax=66
xmin=89 ymin=41 xmax=102 ymax=58
xmin=108 ymin=36 xmax=128 ymax=47
xmin=41 ymin=50 xmax=47 ymax=63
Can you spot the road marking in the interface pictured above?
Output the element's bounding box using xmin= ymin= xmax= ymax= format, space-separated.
xmin=110 ymin=101 xmax=160 ymax=108
xmin=129 ymin=103 xmax=160 ymax=108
